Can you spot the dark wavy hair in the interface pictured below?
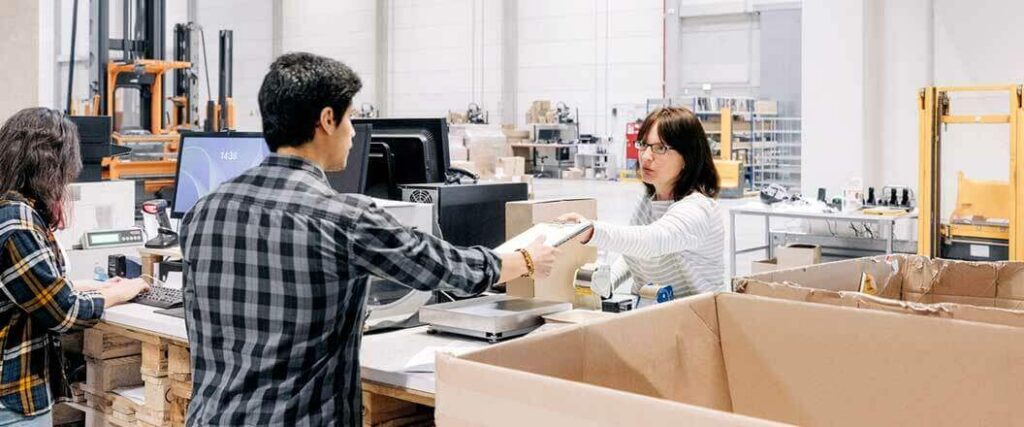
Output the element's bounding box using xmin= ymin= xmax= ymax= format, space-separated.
xmin=638 ymin=107 xmax=720 ymax=200
xmin=0 ymin=108 xmax=82 ymax=229
xmin=258 ymin=52 xmax=363 ymax=152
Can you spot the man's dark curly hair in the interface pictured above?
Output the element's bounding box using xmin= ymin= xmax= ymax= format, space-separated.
xmin=258 ymin=52 xmax=363 ymax=152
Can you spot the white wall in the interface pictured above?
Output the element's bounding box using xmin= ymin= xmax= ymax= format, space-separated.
xmin=282 ymin=0 xmax=378 ymax=110
xmin=864 ymin=0 xmax=930 ymax=195
xmin=387 ymin=0 xmax=502 ymax=118
xmin=195 ymin=0 xmax=274 ymax=131
xmin=802 ymin=0 xmax=1022 ymax=211
xmin=0 ymin=0 xmax=42 ymax=120
xmin=932 ymin=0 xmax=1024 ymax=217
xmin=801 ymin=0 xmax=865 ymax=196
xmin=518 ymin=0 xmax=663 ymax=136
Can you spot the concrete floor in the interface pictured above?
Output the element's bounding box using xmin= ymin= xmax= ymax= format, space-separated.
xmin=531 ymin=178 xmax=770 ymax=285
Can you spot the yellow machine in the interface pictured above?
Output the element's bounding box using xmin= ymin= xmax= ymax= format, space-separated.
xmin=918 ymin=85 xmax=1024 ymax=261
xmin=714 ymin=106 xmax=746 ymax=198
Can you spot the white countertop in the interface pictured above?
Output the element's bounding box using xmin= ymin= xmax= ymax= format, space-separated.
xmin=360 ymin=326 xmax=489 ymax=394
xmin=101 ymin=304 xmax=489 ymax=395
xmin=102 ymin=303 xmax=188 ymax=342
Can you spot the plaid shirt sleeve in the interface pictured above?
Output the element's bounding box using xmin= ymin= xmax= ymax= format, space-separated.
xmin=0 ymin=226 xmax=105 ymax=333
xmin=348 ymin=202 xmax=502 ymax=295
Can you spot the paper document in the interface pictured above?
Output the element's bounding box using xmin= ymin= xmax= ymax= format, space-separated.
xmin=402 ymin=344 xmax=479 ymax=373
xmin=494 ymin=221 xmax=593 ymax=254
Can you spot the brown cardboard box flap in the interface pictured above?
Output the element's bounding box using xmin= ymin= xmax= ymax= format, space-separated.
xmin=717 ymin=294 xmax=1024 ymax=426
xmin=738 ymin=254 xmax=1024 ymax=308
xmin=996 ymin=263 xmax=1024 ymax=300
xmin=740 ymin=280 xmax=1024 ymax=328
xmin=436 ymin=354 xmax=780 ymax=426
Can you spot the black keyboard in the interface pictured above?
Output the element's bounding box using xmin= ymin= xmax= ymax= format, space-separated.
xmin=132 ymin=286 xmax=184 ymax=309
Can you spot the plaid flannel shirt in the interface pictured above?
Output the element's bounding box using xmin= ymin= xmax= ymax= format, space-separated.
xmin=0 ymin=193 xmax=105 ymax=416
xmin=179 ymin=154 xmax=501 ymax=426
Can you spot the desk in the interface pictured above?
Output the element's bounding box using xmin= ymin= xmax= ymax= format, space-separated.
xmin=728 ymin=204 xmax=918 ymax=277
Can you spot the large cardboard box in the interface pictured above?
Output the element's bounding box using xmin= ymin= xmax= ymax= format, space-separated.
xmin=733 ymin=254 xmax=1024 ymax=312
xmin=505 ymin=198 xmax=597 ymax=302
xmin=436 ymin=292 xmax=1024 ymax=426
xmin=750 ymin=258 xmax=778 ymax=274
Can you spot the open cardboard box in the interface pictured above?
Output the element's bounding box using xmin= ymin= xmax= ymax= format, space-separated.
xmin=733 ymin=254 xmax=1024 ymax=325
xmin=436 ymin=292 xmax=1024 ymax=426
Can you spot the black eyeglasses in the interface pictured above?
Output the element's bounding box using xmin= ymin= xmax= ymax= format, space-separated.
xmin=633 ymin=140 xmax=671 ymax=155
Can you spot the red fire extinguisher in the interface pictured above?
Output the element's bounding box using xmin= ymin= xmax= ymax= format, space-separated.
xmin=625 ymin=120 xmax=641 ymax=168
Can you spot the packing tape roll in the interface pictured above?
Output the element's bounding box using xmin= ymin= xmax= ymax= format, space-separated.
xmin=574 ymin=266 xmax=595 ymax=285
xmin=638 ymin=284 xmax=674 ymax=303
xmin=637 ymin=284 xmax=661 ymax=300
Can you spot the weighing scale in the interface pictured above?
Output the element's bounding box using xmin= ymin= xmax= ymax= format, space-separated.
xmin=419 ymin=295 xmax=571 ymax=343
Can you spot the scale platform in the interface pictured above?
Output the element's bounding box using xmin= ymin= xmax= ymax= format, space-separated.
xmin=419 ymin=295 xmax=571 ymax=343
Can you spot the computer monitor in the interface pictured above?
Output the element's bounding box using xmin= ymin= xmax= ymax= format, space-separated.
xmin=171 ymin=132 xmax=269 ymax=218
xmin=354 ymin=118 xmax=451 ymax=193
xmin=324 ymin=123 xmax=372 ymax=194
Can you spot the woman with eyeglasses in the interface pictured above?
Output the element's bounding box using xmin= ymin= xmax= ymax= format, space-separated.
xmin=560 ymin=107 xmax=725 ymax=298
xmin=0 ymin=108 xmax=149 ymax=426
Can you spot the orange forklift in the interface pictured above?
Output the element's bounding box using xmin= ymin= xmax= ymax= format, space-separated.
xmin=72 ymin=0 xmax=234 ymax=199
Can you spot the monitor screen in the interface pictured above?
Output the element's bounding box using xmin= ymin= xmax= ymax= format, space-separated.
xmin=172 ymin=132 xmax=269 ymax=218
xmin=325 ymin=123 xmax=372 ymax=194
xmin=537 ymin=128 xmax=559 ymax=141
xmin=353 ymin=118 xmax=450 ymax=195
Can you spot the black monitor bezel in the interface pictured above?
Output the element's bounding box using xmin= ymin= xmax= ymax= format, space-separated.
xmin=352 ymin=118 xmax=450 ymax=185
xmin=325 ymin=123 xmax=373 ymax=194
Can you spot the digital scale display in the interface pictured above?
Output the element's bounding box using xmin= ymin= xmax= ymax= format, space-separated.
xmin=82 ymin=227 xmax=145 ymax=249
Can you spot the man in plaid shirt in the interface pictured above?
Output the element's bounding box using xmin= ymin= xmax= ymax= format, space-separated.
xmin=179 ymin=52 xmax=556 ymax=426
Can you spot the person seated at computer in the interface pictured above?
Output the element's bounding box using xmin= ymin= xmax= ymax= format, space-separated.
xmin=0 ymin=107 xmax=149 ymax=426
xmin=177 ymin=52 xmax=558 ymax=426
xmin=559 ymin=107 xmax=725 ymax=298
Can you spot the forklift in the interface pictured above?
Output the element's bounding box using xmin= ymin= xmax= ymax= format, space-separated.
xmin=918 ymin=84 xmax=1024 ymax=261
xmin=69 ymin=0 xmax=235 ymax=199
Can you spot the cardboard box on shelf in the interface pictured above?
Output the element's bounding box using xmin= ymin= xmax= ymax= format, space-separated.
xmin=502 ymin=128 xmax=531 ymax=140
xmin=750 ymin=258 xmax=778 ymax=274
xmin=436 ymin=292 xmax=1024 ymax=426
xmin=505 ymin=198 xmax=597 ymax=302
xmin=733 ymin=254 xmax=1024 ymax=324
xmin=497 ymin=156 xmax=526 ymax=177
xmin=754 ymin=100 xmax=779 ymax=115
xmin=466 ymin=137 xmax=510 ymax=179
xmin=775 ymin=244 xmax=821 ymax=269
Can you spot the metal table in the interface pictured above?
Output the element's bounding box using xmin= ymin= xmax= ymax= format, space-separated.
xmin=728 ymin=204 xmax=918 ymax=277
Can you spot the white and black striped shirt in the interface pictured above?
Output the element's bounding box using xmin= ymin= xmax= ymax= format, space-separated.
xmin=588 ymin=192 xmax=725 ymax=297
xmin=179 ymin=154 xmax=501 ymax=426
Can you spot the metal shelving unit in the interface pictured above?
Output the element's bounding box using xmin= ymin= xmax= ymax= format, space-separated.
xmin=750 ymin=117 xmax=802 ymax=191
